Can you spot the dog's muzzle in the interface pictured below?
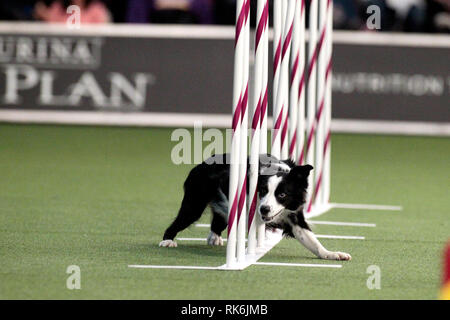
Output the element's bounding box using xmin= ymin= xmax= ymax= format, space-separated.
xmin=259 ymin=207 xmax=283 ymax=222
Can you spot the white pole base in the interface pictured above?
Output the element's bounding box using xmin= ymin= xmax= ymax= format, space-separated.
xmin=217 ymin=228 xmax=283 ymax=270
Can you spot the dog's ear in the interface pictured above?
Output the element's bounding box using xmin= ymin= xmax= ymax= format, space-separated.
xmin=288 ymin=165 xmax=313 ymax=179
xmin=302 ymin=164 xmax=314 ymax=175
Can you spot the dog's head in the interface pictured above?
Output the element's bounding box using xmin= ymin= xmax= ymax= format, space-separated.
xmin=257 ymin=163 xmax=313 ymax=223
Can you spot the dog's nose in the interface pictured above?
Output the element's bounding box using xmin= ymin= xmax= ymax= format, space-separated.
xmin=260 ymin=205 xmax=271 ymax=217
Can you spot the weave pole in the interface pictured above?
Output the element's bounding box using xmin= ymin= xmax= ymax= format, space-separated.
xmin=312 ymin=0 xmax=329 ymax=209
xmin=288 ymin=0 xmax=300 ymax=160
xmin=259 ymin=0 xmax=269 ymax=157
xmin=289 ymin=0 xmax=305 ymax=160
xmin=280 ymin=1 xmax=289 ymax=160
xmin=307 ymin=0 xmax=332 ymax=212
xmin=272 ymin=0 xmax=282 ymax=158
xmin=248 ymin=0 xmax=269 ymax=256
xmin=274 ymin=0 xmax=296 ymax=161
xmin=322 ymin=0 xmax=333 ymax=205
xmin=236 ymin=0 xmax=250 ymax=264
xmin=304 ymin=0 xmax=318 ymax=212
xmin=257 ymin=0 xmax=269 ymax=247
xmin=226 ymin=0 xmax=247 ymax=268
xmin=295 ymin=0 xmax=306 ymax=164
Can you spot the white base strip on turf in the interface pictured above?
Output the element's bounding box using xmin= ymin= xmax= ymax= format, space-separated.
xmin=254 ymin=262 xmax=342 ymax=268
xmin=128 ymin=265 xmax=219 ymax=270
xmin=331 ymin=203 xmax=403 ymax=211
xmin=218 ymin=229 xmax=283 ymax=270
xmin=308 ymin=220 xmax=376 ymax=227
xmin=307 ymin=203 xmax=401 ymax=219
xmin=178 ymin=237 xmax=230 ymax=242
xmin=315 ymin=234 xmax=365 ymax=240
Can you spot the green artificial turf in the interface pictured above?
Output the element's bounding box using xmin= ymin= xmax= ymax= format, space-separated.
xmin=0 ymin=123 xmax=448 ymax=299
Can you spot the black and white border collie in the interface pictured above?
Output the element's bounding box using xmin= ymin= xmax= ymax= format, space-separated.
xmin=159 ymin=154 xmax=351 ymax=261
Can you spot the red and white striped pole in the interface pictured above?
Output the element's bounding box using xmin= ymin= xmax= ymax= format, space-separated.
xmin=259 ymin=0 xmax=269 ymax=157
xmin=307 ymin=0 xmax=332 ymax=213
xmin=280 ymin=1 xmax=289 ymax=160
xmin=227 ymin=0 xmax=248 ymax=268
xmin=272 ymin=0 xmax=282 ymax=159
xmin=304 ymin=0 xmax=318 ymax=212
xmin=248 ymin=0 xmax=269 ymax=256
xmin=312 ymin=0 xmax=329 ymax=210
xmin=322 ymin=0 xmax=333 ymax=205
xmin=236 ymin=0 xmax=250 ymax=264
xmin=257 ymin=0 xmax=269 ymax=247
xmin=274 ymin=0 xmax=296 ymax=161
xmin=296 ymin=0 xmax=306 ymax=164
xmin=289 ymin=0 xmax=305 ymax=161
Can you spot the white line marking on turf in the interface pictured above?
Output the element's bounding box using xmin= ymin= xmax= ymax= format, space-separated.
xmin=195 ymin=224 xmax=210 ymax=228
xmin=316 ymin=235 xmax=365 ymax=240
xmin=128 ymin=265 xmax=219 ymax=270
xmin=308 ymin=220 xmax=376 ymax=227
xmin=254 ymin=262 xmax=342 ymax=268
xmin=177 ymin=237 xmax=227 ymax=242
xmin=331 ymin=203 xmax=403 ymax=211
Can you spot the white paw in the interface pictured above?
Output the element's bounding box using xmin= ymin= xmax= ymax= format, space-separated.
xmin=207 ymin=232 xmax=224 ymax=246
xmin=159 ymin=240 xmax=178 ymax=248
xmin=322 ymin=251 xmax=352 ymax=261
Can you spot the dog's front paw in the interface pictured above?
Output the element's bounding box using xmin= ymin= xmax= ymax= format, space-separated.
xmin=207 ymin=232 xmax=224 ymax=246
xmin=321 ymin=251 xmax=352 ymax=261
xmin=159 ymin=239 xmax=178 ymax=248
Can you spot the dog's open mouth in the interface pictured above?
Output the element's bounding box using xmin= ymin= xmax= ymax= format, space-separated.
xmin=261 ymin=209 xmax=283 ymax=223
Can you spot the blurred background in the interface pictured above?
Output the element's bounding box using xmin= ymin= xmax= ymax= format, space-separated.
xmin=0 ymin=1 xmax=448 ymax=134
xmin=1 ymin=0 xmax=449 ymax=33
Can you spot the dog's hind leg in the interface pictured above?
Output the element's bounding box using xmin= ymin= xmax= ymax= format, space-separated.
xmin=159 ymin=190 xmax=210 ymax=247
xmin=207 ymin=209 xmax=227 ymax=246
xmin=160 ymin=164 xmax=217 ymax=248
xmin=206 ymin=188 xmax=228 ymax=246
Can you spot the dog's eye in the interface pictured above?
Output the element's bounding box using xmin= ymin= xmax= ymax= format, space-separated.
xmin=278 ymin=193 xmax=286 ymax=199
